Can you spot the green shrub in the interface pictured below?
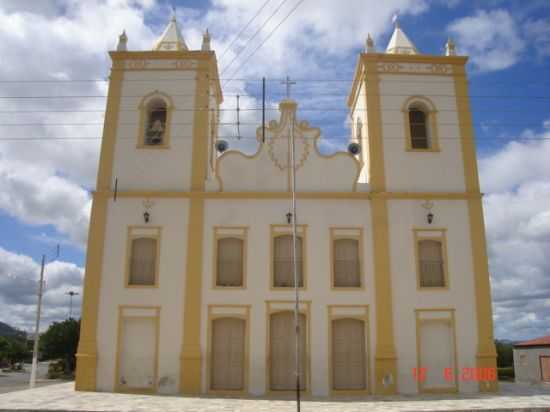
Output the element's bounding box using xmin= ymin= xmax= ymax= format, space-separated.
xmin=498 ymin=367 xmax=515 ymax=381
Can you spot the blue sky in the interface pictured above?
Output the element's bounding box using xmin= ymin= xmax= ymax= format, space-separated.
xmin=0 ymin=0 xmax=549 ymax=340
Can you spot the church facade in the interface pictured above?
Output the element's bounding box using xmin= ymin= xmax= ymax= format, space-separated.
xmin=75 ymin=14 xmax=498 ymax=396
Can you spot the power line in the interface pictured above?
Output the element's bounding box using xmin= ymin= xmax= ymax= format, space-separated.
xmin=224 ymin=0 xmax=306 ymax=85
xmin=1 ymin=135 xmax=549 ymax=142
xmin=220 ymin=0 xmax=290 ymax=75
xmin=218 ymin=0 xmax=272 ymax=61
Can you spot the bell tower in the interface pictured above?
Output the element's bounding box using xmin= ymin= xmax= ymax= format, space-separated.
xmin=75 ymin=11 xmax=223 ymax=392
xmin=347 ymin=21 xmax=498 ymax=394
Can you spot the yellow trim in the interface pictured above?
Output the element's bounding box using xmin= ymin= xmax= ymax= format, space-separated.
xmin=370 ymin=197 xmax=397 ymax=394
xmin=180 ymin=60 xmax=212 ymax=394
xmin=413 ymin=228 xmax=450 ymax=291
xmin=114 ymin=305 xmax=161 ymax=394
xmin=329 ymin=227 xmax=365 ymax=290
xmin=100 ymin=190 xmax=482 ymax=200
xmin=415 ymin=309 xmax=458 ymax=394
xmin=363 ymin=60 xmax=386 ymax=192
xmin=76 ymin=61 xmax=125 ymax=391
xmin=327 ymin=305 xmax=371 ymax=395
xmin=110 ymin=50 xmax=222 ymax=104
xmin=206 ymin=305 xmax=251 ymax=395
xmin=269 ymin=224 xmax=308 ymax=291
xmin=137 ymin=91 xmax=174 ymax=149
xmin=212 ymin=226 xmax=248 ymax=289
xmin=453 ymin=65 xmax=498 ymax=392
xmin=265 ymin=300 xmax=312 ymax=394
xmin=124 ymin=226 xmax=161 ymax=288
xmin=347 ymin=54 xmax=468 ymax=108
xmin=402 ymin=95 xmax=440 ymax=152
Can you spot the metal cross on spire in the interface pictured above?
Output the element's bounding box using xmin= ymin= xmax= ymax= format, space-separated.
xmin=281 ymin=75 xmax=296 ymax=99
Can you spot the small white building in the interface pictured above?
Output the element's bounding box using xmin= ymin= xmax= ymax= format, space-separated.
xmin=514 ymin=336 xmax=550 ymax=383
xmin=75 ymin=12 xmax=498 ymax=396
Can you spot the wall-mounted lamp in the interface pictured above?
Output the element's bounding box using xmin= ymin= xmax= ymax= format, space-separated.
xmin=427 ymin=211 xmax=434 ymax=224
xmin=286 ymin=212 xmax=293 ymax=224
xmin=142 ymin=198 xmax=155 ymax=224
xmin=422 ymin=200 xmax=435 ymax=225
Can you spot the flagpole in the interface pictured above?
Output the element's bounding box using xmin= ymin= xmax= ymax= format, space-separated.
xmin=289 ymin=92 xmax=301 ymax=412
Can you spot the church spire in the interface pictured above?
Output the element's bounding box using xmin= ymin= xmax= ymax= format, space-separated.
xmin=385 ymin=15 xmax=418 ymax=55
xmin=153 ymin=7 xmax=188 ymax=51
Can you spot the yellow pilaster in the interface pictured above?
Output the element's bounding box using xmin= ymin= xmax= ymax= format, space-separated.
xmin=180 ymin=63 xmax=211 ymax=394
xmin=453 ymin=65 xmax=498 ymax=392
xmin=364 ymin=58 xmax=397 ymax=394
xmin=75 ymin=67 xmax=124 ymax=391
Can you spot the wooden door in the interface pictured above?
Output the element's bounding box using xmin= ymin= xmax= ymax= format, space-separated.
xmin=119 ymin=317 xmax=156 ymax=389
xmin=541 ymin=356 xmax=550 ymax=382
xmin=332 ymin=318 xmax=366 ymax=390
xmin=419 ymin=320 xmax=455 ymax=389
xmin=270 ymin=312 xmax=306 ymax=390
xmin=211 ymin=318 xmax=245 ymax=390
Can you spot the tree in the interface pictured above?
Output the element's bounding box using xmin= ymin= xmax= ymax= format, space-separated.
xmin=39 ymin=318 xmax=80 ymax=373
xmin=495 ymin=340 xmax=514 ymax=368
xmin=0 ymin=336 xmax=28 ymax=368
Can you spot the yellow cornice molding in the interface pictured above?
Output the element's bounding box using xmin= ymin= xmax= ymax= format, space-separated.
xmin=95 ymin=190 xmax=482 ymax=200
xmin=360 ymin=53 xmax=469 ymax=65
xmin=347 ymin=53 xmax=468 ymax=109
xmin=109 ymin=50 xmax=217 ymax=61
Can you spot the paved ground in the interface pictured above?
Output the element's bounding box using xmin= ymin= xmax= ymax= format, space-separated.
xmin=0 ymin=381 xmax=549 ymax=411
xmin=0 ymin=363 xmax=62 ymax=394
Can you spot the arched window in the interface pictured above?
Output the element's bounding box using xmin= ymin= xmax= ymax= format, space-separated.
xmin=273 ymin=234 xmax=303 ymax=287
xmin=145 ymin=98 xmax=167 ymax=145
xmin=409 ymin=107 xmax=429 ymax=149
xmin=418 ymin=239 xmax=445 ymax=287
xmin=128 ymin=237 xmax=157 ymax=285
xmin=216 ymin=237 xmax=244 ymax=287
xmin=402 ymin=96 xmax=440 ymax=152
xmin=138 ymin=91 xmax=173 ymax=148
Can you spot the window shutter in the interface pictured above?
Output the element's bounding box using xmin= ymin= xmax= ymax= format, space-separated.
xmin=216 ymin=238 xmax=243 ymax=287
xmin=409 ymin=109 xmax=429 ymax=149
xmin=129 ymin=237 xmax=157 ymax=285
xmin=274 ymin=235 xmax=303 ymax=287
xmin=333 ymin=238 xmax=360 ymax=287
xmin=418 ymin=239 xmax=445 ymax=287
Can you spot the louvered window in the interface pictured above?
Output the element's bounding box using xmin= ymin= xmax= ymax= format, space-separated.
xmin=273 ymin=235 xmax=303 ymax=287
xmin=216 ymin=237 xmax=243 ymax=287
xmin=409 ymin=108 xmax=429 ymax=149
xmin=333 ymin=239 xmax=360 ymax=287
xmin=418 ymin=239 xmax=445 ymax=287
xmin=129 ymin=237 xmax=157 ymax=285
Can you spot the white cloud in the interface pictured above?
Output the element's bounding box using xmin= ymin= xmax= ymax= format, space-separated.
xmin=0 ymin=247 xmax=83 ymax=331
xmin=0 ymin=158 xmax=91 ymax=247
xmin=447 ymin=9 xmax=524 ymax=72
xmin=480 ymin=124 xmax=550 ymax=340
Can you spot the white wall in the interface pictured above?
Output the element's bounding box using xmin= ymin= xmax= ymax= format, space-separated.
xmin=387 ymin=199 xmax=478 ymax=393
xmin=201 ymin=199 xmax=376 ymax=396
xmin=96 ymin=197 xmax=189 ymax=393
xmin=379 ymin=74 xmax=466 ymax=192
xmin=112 ymin=70 xmax=198 ymax=191
xmin=514 ymin=347 xmax=550 ymax=383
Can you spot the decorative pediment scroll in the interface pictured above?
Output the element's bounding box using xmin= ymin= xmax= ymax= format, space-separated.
xmin=216 ymin=100 xmax=362 ymax=192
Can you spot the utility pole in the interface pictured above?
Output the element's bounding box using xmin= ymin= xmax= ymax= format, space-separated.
xmin=66 ymin=291 xmax=79 ymax=319
xmin=282 ymin=75 xmax=300 ymax=412
xmin=29 ymin=255 xmax=46 ymax=389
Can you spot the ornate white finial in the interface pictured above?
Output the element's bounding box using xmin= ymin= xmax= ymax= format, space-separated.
xmin=445 ymin=37 xmax=456 ymax=56
xmin=116 ymin=30 xmax=127 ymax=51
xmin=202 ymin=29 xmax=211 ymax=51
xmin=366 ymin=33 xmax=375 ymax=53
xmin=171 ymin=5 xmax=177 ymax=22
xmin=392 ymin=11 xmax=400 ymax=28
